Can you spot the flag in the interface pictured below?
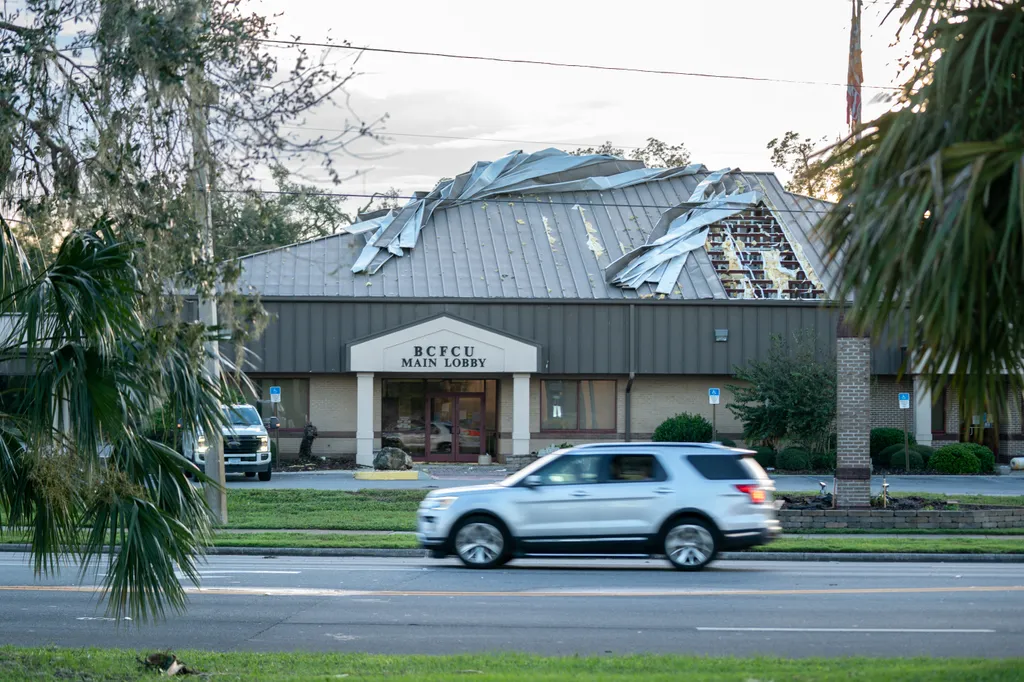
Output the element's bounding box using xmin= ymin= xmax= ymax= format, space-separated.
xmin=847 ymin=0 xmax=863 ymax=131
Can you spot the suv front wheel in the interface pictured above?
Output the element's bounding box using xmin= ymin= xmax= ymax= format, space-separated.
xmin=452 ymin=515 xmax=510 ymax=569
xmin=663 ymin=518 xmax=718 ymax=571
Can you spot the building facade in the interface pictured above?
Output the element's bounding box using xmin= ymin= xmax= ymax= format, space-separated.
xmin=226 ymin=150 xmax=1022 ymax=465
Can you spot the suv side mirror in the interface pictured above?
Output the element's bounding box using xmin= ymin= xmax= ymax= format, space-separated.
xmin=524 ymin=475 xmax=542 ymax=488
xmin=268 ymin=417 xmax=280 ymax=430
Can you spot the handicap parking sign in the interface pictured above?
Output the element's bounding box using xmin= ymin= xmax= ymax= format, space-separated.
xmin=709 ymin=388 xmax=721 ymax=405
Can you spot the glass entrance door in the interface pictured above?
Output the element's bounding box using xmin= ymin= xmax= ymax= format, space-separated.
xmin=427 ymin=396 xmax=455 ymax=460
xmin=426 ymin=393 xmax=485 ymax=462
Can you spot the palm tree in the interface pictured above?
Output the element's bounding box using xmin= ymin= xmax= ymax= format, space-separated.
xmin=819 ymin=0 xmax=1024 ymax=417
xmin=0 ymin=215 xmax=228 ymax=621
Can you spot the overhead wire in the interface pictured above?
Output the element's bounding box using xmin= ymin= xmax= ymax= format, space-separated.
xmin=259 ymin=37 xmax=903 ymax=92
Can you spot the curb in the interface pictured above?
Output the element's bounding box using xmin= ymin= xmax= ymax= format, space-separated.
xmin=2 ymin=544 xmax=1021 ymax=562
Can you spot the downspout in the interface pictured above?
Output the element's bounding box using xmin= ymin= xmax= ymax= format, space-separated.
xmin=625 ymin=304 xmax=636 ymax=442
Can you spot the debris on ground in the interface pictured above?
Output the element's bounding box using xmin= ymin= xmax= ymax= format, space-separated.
xmin=138 ymin=652 xmax=197 ymax=676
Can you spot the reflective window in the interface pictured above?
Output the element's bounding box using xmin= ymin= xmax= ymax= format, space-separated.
xmin=541 ymin=380 xmax=616 ymax=431
xmin=608 ymin=454 xmax=664 ymax=482
xmin=246 ymin=378 xmax=309 ymax=430
xmin=535 ymin=454 xmax=602 ymax=486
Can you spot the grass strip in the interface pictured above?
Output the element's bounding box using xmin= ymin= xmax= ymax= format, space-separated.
xmin=226 ymin=489 xmax=425 ymax=531
xmin=752 ymin=537 xmax=1024 ymax=554
xmin=2 ymin=647 xmax=1022 ymax=682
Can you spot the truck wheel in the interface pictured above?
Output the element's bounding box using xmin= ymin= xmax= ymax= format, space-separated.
xmin=258 ymin=469 xmax=272 ymax=482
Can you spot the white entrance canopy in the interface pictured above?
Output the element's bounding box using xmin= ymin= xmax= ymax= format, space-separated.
xmin=347 ymin=315 xmax=540 ymax=466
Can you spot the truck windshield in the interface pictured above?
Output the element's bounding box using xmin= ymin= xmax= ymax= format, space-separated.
xmin=223 ymin=406 xmax=262 ymax=427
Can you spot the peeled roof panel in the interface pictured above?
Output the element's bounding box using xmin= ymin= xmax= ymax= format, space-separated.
xmin=230 ymin=164 xmax=831 ymax=301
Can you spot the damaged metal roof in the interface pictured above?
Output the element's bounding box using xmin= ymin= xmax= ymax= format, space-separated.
xmin=232 ymin=152 xmax=837 ymax=301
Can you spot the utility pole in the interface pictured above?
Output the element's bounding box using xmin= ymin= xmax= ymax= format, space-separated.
xmin=188 ymin=5 xmax=227 ymax=524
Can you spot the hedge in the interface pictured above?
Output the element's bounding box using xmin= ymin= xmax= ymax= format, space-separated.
xmin=810 ymin=450 xmax=836 ymax=472
xmin=776 ymin=447 xmax=811 ymax=472
xmin=888 ymin=447 xmax=925 ymax=472
xmin=958 ymin=442 xmax=996 ymax=474
xmin=930 ymin=444 xmax=982 ymax=474
xmin=870 ymin=428 xmax=916 ymax=467
xmin=752 ymin=446 xmax=775 ymax=469
xmin=652 ymin=413 xmax=714 ymax=443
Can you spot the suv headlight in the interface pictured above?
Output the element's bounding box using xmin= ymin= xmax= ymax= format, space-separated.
xmin=258 ymin=435 xmax=270 ymax=453
xmin=423 ymin=496 xmax=457 ymax=511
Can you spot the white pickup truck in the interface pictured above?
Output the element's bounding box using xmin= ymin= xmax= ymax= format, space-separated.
xmin=183 ymin=404 xmax=275 ymax=481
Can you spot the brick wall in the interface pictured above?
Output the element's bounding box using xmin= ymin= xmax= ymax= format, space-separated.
xmin=836 ymin=336 xmax=871 ymax=507
xmin=628 ymin=375 xmax=746 ymax=438
xmin=309 ymin=376 xmax=356 ymax=431
xmin=870 ymin=376 xmax=914 ymax=430
xmin=780 ymin=508 xmax=1024 ymax=530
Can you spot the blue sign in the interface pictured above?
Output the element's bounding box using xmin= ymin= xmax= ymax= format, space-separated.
xmin=708 ymin=387 xmax=721 ymax=405
xmin=898 ymin=392 xmax=910 ymax=409
xmin=269 ymin=385 xmax=282 ymax=403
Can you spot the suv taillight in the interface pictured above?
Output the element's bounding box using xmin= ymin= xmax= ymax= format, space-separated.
xmin=735 ymin=484 xmax=766 ymax=504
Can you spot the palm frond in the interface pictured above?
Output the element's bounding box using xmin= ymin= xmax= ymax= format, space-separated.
xmin=819 ymin=0 xmax=1024 ymax=416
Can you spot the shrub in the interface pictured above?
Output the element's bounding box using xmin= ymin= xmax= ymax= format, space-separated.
xmin=810 ymin=450 xmax=836 ymax=472
xmin=752 ymin=446 xmax=775 ymax=469
xmin=887 ymin=447 xmax=924 ymax=472
xmin=718 ymin=437 xmax=737 ymax=447
xmin=930 ymin=444 xmax=982 ymax=474
xmin=653 ymin=413 xmax=713 ymax=443
xmin=871 ymin=428 xmax=916 ymax=466
xmin=914 ymin=445 xmax=935 ymax=466
xmin=776 ymin=447 xmax=811 ymax=472
xmin=959 ymin=442 xmax=995 ymax=473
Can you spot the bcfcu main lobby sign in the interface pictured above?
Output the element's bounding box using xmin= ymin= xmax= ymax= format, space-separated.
xmin=379 ymin=331 xmax=506 ymax=373
xmin=348 ymin=315 xmax=539 ymax=374
xmin=399 ymin=344 xmax=487 ymax=369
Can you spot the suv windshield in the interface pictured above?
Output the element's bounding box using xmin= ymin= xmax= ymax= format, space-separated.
xmin=499 ymin=452 xmax=564 ymax=486
xmin=223 ymin=406 xmax=262 ymax=427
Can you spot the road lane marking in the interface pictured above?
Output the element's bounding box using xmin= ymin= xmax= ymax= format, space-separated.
xmin=2 ymin=585 xmax=1023 ymax=598
xmin=696 ymin=627 xmax=996 ymax=633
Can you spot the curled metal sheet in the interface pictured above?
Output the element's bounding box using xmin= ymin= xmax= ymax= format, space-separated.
xmin=349 ymin=148 xmax=704 ymax=275
xmin=606 ymin=178 xmax=765 ymax=294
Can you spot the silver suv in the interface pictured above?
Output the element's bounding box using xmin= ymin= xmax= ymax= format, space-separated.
xmin=417 ymin=443 xmax=779 ymax=570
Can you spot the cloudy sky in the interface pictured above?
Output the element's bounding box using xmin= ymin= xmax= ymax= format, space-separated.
xmin=263 ymin=0 xmax=913 ymax=198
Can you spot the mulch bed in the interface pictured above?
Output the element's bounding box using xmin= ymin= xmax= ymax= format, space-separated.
xmin=778 ymin=494 xmax=1004 ymax=511
xmin=273 ymin=456 xmax=357 ymax=472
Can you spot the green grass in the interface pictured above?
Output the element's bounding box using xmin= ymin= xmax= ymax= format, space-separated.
xmin=2 ymin=647 xmax=1022 ymax=682
xmin=212 ymin=532 xmax=421 ymax=549
xmin=754 ymin=537 xmax=1024 ymax=554
xmin=226 ymin=489 xmax=426 ymax=531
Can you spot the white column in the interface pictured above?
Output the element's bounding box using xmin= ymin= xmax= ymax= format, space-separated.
xmin=512 ymin=373 xmax=531 ymax=457
xmin=913 ymin=374 xmax=933 ymax=447
xmin=356 ymin=372 xmax=375 ymax=467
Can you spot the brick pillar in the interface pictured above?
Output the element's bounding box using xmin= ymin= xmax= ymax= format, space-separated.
xmin=836 ymin=314 xmax=872 ymax=507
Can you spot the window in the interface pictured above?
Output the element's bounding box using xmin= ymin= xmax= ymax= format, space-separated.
xmin=607 ymin=455 xmax=665 ymax=482
xmin=687 ymin=454 xmax=766 ymax=481
xmin=246 ymin=378 xmax=309 ymax=430
xmin=931 ymin=388 xmax=946 ymax=434
xmin=541 ymin=380 xmax=616 ymax=431
xmin=535 ymin=454 xmax=602 ymax=486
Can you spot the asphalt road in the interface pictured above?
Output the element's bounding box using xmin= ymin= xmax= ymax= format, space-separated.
xmin=228 ymin=470 xmax=1024 ymax=496
xmin=1 ymin=553 xmax=1022 ymax=657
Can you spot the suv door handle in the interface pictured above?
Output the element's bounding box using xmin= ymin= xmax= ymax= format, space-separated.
xmin=655 ymin=487 xmax=674 ymax=495
xmin=570 ymin=490 xmax=590 ymax=497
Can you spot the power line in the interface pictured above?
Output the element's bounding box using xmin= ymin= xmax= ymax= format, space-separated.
xmin=259 ymin=38 xmax=903 ymax=92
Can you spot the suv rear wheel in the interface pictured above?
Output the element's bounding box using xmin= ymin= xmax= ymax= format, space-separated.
xmin=452 ymin=515 xmax=510 ymax=569
xmin=663 ymin=518 xmax=717 ymax=571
